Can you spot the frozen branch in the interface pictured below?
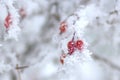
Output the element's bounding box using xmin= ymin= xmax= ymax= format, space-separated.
xmin=92 ymin=53 xmax=120 ymax=71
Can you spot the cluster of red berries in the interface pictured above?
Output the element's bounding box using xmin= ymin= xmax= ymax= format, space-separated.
xmin=59 ymin=21 xmax=84 ymax=64
xmin=4 ymin=13 xmax=12 ymax=29
xmin=60 ymin=39 xmax=84 ymax=64
xmin=67 ymin=39 xmax=83 ymax=55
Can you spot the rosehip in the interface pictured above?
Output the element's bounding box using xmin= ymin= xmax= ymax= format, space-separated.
xmin=60 ymin=53 xmax=66 ymax=64
xmin=60 ymin=58 xmax=64 ymax=64
xmin=59 ymin=21 xmax=67 ymax=34
xmin=67 ymin=40 xmax=75 ymax=48
xmin=68 ymin=47 xmax=75 ymax=55
xmin=75 ymin=40 xmax=83 ymax=50
xmin=4 ymin=13 xmax=12 ymax=29
xmin=67 ymin=40 xmax=75 ymax=55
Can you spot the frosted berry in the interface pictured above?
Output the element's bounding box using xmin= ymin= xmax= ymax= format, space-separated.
xmin=68 ymin=47 xmax=75 ymax=55
xmin=59 ymin=21 xmax=67 ymax=34
xmin=60 ymin=58 xmax=64 ymax=64
xmin=67 ymin=40 xmax=75 ymax=55
xmin=4 ymin=13 xmax=12 ymax=29
xmin=60 ymin=53 xmax=66 ymax=64
xmin=75 ymin=40 xmax=84 ymax=50
xmin=67 ymin=40 xmax=75 ymax=48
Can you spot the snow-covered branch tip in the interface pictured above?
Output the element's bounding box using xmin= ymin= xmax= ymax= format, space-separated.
xmin=57 ymin=6 xmax=95 ymax=80
xmin=92 ymin=53 xmax=120 ymax=71
xmin=2 ymin=0 xmax=21 ymax=40
xmin=58 ymin=7 xmax=92 ymax=65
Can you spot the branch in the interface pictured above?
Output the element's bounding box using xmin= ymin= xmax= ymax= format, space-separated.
xmin=16 ymin=65 xmax=29 ymax=70
xmin=92 ymin=53 xmax=120 ymax=71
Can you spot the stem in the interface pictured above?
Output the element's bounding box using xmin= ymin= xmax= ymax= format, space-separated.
xmin=16 ymin=64 xmax=22 ymax=80
xmin=92 ymin=54 xmax=120 ymax=71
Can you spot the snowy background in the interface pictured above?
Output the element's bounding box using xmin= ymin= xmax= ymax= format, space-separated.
xmin=0 ymin=0 xmax=120 ymax=80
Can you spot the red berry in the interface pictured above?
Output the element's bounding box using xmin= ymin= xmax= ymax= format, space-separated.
xmin=60 ymin=58 xmax=64 ymax=64
xmin=67 ymin=40 xmax=75 ymax=55
xmin=67 ymin=41 xmax=75 ymax=48
xmin=60 ymin=53 xmax=66 ymax=64
xmin=68 ymin=47 xmax=75 ymax=55
xmin=4 ymin=13 xmax=12 ymax=29
xmin=75 ymin=40 xmax=84 ymax=50
xmin=59 ymin=21 xmax=67 ymax=34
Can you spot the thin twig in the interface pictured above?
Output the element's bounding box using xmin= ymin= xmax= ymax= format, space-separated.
xmin=16 ymin=65 xmax=29 ymax=70
xmin=15 ymin=53 xmax=120 ymax=72
xmin=92 ymin=54 xmax=120 ymax=71
xmin=16 ymin=64 xmax=22 ymax=80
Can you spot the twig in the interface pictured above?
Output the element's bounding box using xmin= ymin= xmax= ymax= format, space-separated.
xmin=16 ymin=65 xmax=29 ymax=70
xmin=16 ymin=64 xmax=22 ymax=80
xmin=92 ymin=54 xmax=120 ymax=71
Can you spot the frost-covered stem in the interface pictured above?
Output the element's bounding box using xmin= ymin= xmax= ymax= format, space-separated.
xmin=92 ymin=53 xmax=120 ymax=71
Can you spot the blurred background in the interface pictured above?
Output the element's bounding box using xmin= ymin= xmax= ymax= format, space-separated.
xmin=0 ymin=0 xmax=120 ymax=80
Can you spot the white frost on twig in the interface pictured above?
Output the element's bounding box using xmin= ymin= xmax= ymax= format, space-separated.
xmin=3 ymin=0 xmax=21 ymax=41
